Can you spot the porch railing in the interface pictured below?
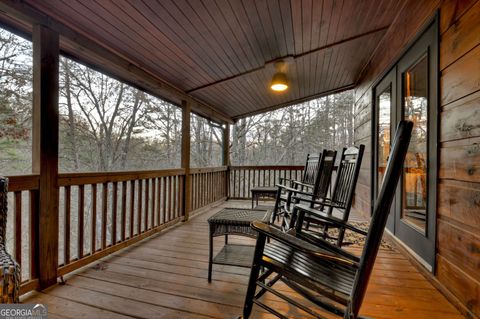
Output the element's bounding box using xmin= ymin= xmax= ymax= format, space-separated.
xmin=5 ymin=165 xmax=301 ymax=296
xmin=228 ymin=165 xmax=304 ymax=199
xmin=56 ymin=169 xmax=186 ymax=277
xmin=190 ymin=166 xmax=228 ymax=211
xmin=5 ymin=174 xmax=40 ymax=295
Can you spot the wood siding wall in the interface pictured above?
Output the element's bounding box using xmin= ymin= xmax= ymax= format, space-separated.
xmin=353 ymin=0 xmax=480 ymax=318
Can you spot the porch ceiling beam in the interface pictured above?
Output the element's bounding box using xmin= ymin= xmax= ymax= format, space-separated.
xmin=0 ymin=0 xmax=233 ymax=124
xmin=231 ymin=84 xmax=355 ymax=121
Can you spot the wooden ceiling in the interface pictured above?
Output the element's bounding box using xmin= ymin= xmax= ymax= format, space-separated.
xmin=3 ymin=0 xmax=403 ymax=122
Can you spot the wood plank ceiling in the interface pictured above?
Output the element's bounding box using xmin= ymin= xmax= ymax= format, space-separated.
xmin=22 ymin=0 xmax=403 ymax=121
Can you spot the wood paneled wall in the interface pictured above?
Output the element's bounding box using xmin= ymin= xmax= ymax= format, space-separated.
xmin=352 ymin=0 xmax=480 ymax=318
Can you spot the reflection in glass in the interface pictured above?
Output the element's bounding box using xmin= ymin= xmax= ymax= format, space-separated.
xmin=377 ymin=87 xmax=391 ymax=194
xmin=402 ymin=55 xmax=428 ymax=234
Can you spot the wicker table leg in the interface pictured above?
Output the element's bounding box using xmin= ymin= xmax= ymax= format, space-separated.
xmin=208 ymin=225 xmax=213 ymax=282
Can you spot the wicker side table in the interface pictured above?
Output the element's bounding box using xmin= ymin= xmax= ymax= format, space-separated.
xmin=250 ymin=186 xmax=277 ymax=208
xmin=207 ymin=208 xmax=271 ymax=282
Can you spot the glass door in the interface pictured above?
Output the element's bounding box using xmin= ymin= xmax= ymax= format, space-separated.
xmin=372 ymin=18 xmax=437 ymax=270
xmin=394 ymin=21 xmax=437 ymax=270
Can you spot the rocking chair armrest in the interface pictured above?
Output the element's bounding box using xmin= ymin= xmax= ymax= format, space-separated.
xmin=294 ymin=205 xmax=368 ymax=236
xmin=289 ymin=189 xmax=318 ymax=198
xmin=291 ymin=180 xmax=314 ymax=189
xmin=274 ymin=184 xmax=299 ymax=193
xmin=251 ymin=221 xmax=359 ymax=268
xmin=291 ymin=194 xmax=327 ymax=206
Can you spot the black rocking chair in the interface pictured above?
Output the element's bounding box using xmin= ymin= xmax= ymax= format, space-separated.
xmin=291 ymin=145 xmax=364 ymax=246
xmin=275 ymin=149 xmax=337 ymax=230
xmin=241 ymin=120 xmax=413 ymax=319
xmin=271 ymin=152 xmax=322 ymax=221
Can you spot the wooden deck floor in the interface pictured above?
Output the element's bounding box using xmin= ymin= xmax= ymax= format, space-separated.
xmin=24 ymin=201 xmax=464 ymax=318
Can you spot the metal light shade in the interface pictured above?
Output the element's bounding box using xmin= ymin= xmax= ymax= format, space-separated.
xmin=270 ymin=71 xmax=288 ymax=91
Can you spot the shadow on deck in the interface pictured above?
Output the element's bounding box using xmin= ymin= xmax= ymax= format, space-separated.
xmin=23 ymin=200 xmax=464 ymax=318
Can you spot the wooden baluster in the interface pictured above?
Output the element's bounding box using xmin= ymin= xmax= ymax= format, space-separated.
xmin=91 ymin=184 xmax=97 ymax=253
xmin=172 ymin=176 xmax=178 ymax=218
xmin=14 ymin=191 xmax=22 ymax=267
xmin=129 ymin=180 xmax=135 ymax=238
xmin=101 ymin=183 xmax=108 ymax=250
xmin=170 ymin=175 xmax=174 ymax=220
xmin=151 ymin=178 xmax=156 ymax=227
xmin=189 ymin=174 xmax=193 ymax=211
xmin=232 ymin=170 xmax=236 ymax=198
xmin=197 ymin=173 xmax=200 ymax=209
xmin=162 ymin=177 xmax=167 ymax=223
xmin=137 ymin=180 xmax=142 ymax=234
xmin=29 ymin=190 xmax=38 ymax=279
xmin=156 ymin=178 xmax=161 ymax=225
xmin=199 ymin=174 xmax=203 ymax=208
xmin=241 ymin=170 xmax=244 ymax=198
xmin=121 ymin=181 xmax=127 ymax=241
xmin=144 ymin=179 xmax=149 ymax=231
xmin=177 ymin=175 xmax=182 ymax=218
xmin=164 ymin=177 xmax=168 ymax=222
xmin=209 ymin=172 xmax=212 ymax=204
xmin=112 ymin=182 xmax=117 ymax=245
xmin=64 ymin=186 xmax=71 ymax=264
xmin=206 ymin=173 xmax=209 ymax=204
xmin=78 ymin=184 xmax=84 ymax=258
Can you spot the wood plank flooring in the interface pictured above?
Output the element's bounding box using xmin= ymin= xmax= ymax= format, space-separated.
xmin=23 ymin=200 xmax=464 ymax=318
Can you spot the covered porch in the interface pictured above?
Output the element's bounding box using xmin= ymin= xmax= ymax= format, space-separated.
xmin=24 ymin=200 xmax=462 ymax=319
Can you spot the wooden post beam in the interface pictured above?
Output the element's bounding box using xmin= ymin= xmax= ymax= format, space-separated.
xmin=32 ymin=24 xmax=59 ymax=289
xmin=181 ymin=100 xmax=191 ymax=221
xmin=223 ymin=124 xmax=230 ymax=199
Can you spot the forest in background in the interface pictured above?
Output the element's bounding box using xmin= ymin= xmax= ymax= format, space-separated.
xmin=1 ymin=28 xmax=354 ymax=176
xmin=231 ymin=91 xmax=354 ymax=165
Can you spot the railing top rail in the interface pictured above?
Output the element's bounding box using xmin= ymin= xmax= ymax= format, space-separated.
xmin=4 ymin=174 xmax=40 ymax=191
xmin=190 ymin=166 xmax=228 ymax=174
xmin=58 ymin=168 xmax=186 ymax=186
xmin=229 ymin=165 xmax=304 ymax=170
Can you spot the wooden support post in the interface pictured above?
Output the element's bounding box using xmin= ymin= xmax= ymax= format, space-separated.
xmin=32 ymin=24 xmax=59 ymax=289
xmin=181 ymin=100 xmax=191 ymax=221
xmin=223 ymin=124 xmax=230 ymax=199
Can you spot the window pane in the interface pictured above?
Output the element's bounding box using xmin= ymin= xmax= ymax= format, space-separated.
xmin=402 ymin=55 xmax=428 ymax=233
xmin=377 ymin=86 xmax=391 ymax=194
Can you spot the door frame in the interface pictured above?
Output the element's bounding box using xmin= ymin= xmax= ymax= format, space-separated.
xmin=372 ymin=68 xmax=396 ymax=231
xmin=370 ymin=12 xmax=439 ymax=271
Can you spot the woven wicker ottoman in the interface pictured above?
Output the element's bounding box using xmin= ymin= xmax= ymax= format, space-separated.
xmin=207 ymin=208 xmax=271 ymax=282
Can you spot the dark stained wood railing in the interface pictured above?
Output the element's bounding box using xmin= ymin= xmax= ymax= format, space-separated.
xmin=6 ymin=166 xmax=230 ymax=295
xmin=5 ymin=174 xmax=40 ymax=295
xmin=56 ymin=169 xmax=185 ymax=276
xmin=6 ymin=165 xmax=293 ymax=296
xmin=228 ymin=165 xmax=304 ymax=199
xmin=190 ymin=166 xmax=228 ymax=211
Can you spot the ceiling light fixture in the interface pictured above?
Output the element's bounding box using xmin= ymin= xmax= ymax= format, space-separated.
xmin=270 ymin=60 xmax=288 ymax=92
